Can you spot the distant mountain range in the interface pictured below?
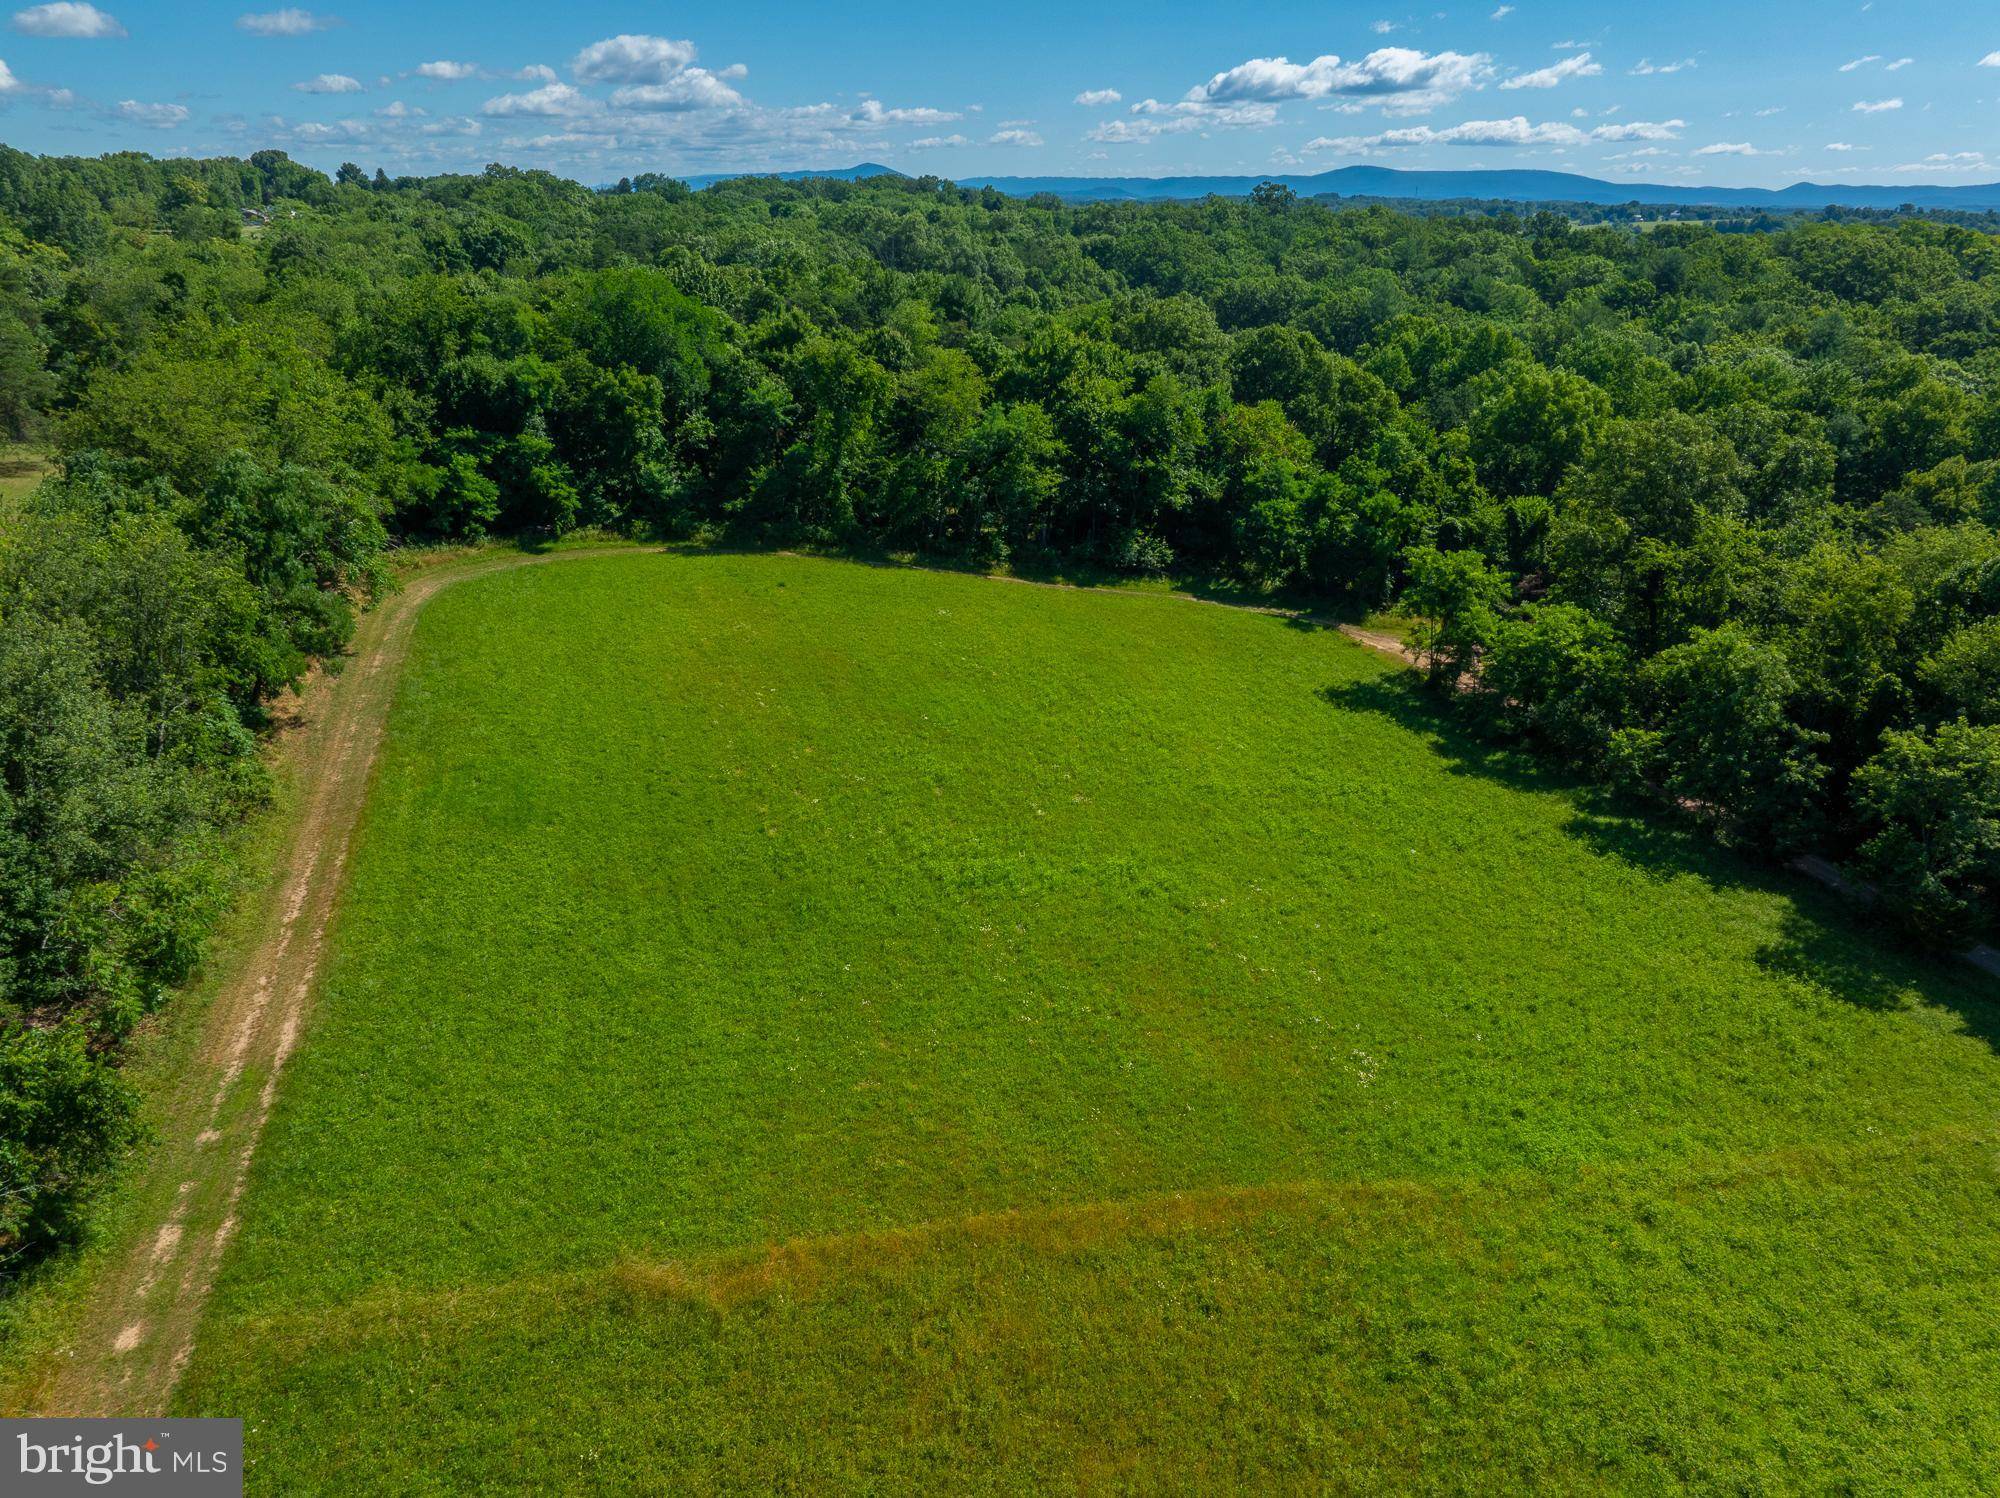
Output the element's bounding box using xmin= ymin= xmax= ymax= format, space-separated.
xmin=679 ymin=162 xmax=2000 ymax=211
xmin=678 ymin=162 xmax=904 ymax=190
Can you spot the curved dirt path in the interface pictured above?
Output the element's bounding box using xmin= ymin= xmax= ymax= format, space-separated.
xmin=17 ymin=544 xmax=657 ymax=1417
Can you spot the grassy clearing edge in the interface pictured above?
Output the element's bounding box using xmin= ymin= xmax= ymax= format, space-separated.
xmin=0 ymin=536 xmax=650 ymax=1413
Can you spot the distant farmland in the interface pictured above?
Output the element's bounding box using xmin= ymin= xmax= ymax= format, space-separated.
xmin=174 ymin=552 xmax=1997 ymax=1491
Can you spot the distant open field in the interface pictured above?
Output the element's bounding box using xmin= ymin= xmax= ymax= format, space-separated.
xmin=0 ymin=445 xmax=50 ymax=506
xmin=166 ymin=552 xmax=1995 ymax=1490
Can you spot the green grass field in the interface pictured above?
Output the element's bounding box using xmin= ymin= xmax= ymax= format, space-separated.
xmin=174 ymin=552 xmax=1999 ymax=1491
xmin=0 ymin=445 xmax=50 ymax=508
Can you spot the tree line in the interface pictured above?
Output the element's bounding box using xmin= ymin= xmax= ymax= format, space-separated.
xmin=1 ymin=146 xmax=1996 ymax=1275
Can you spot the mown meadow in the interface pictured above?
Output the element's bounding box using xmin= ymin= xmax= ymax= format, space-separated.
xmin=175 ymin=551 xmax=1998 ymax=1491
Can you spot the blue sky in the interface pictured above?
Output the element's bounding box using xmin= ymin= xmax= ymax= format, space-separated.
xmin=0 ymin=1 xmax=1995 ymax=185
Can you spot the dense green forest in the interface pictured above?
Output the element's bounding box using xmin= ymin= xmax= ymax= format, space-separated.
xmin=1 ymin=146 xmax=1997 ymax=1276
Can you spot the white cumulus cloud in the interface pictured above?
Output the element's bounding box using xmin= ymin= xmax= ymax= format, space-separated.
xmin=610 ymin=68 xmax=742 ymax=112
xmin=11 ymin=3 xmax=122 ymax=37
xmin=293 ymin=72 xmax=362 ymax=94
xmin=909 ymin=133 xmax=969 ymax=149
xmin=1893 ymin=150 xmax=1989 ymax=173
xmin=1187 ymin=47 xmax=1491 ymax=112
xmin=1097 ymin=97 xmax=1279 ymax=142
xmin=989 ymin=127 xmax=1042 ymax=146
xmin=415 ymin=60 xmax=478 ymax=81
xmin=1851 ymin=97 xmax=1902 ymax=112
xmin=288 ymin=117 xmax=366 ymax=142
xmin=237 ymin=8 xmax=329 ymax=36
xmin=850 ymin=98 xmax=959 ymax=125
xmin=1307 ymin=114 xmax=1684 ymax=153
xmin=1084 ymin=118 xmax=1153 ymax=144
xmin=1310 ymin=115 xmax=1583 ymax=150
xmin=1592 ymin=118 xmax=1686 ymax=141
xmin=1074 ymin=88 xmax=1120 ymax=106
xmin=116 ymin=98 xmax=188 ymax=127
xmin=571 ymin=34 xmax=696 ymax=85
xmin=482 ymin=80 xmax=597 ymax=117
xmin=1500 ymin=51 xmax=1601 ymax=89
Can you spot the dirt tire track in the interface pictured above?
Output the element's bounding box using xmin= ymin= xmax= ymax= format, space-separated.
xmin=17 ymin=545 xmax=657 ymax=1417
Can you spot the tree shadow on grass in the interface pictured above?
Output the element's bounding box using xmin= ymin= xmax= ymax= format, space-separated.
xmin=720 ymin=538 xmax=1394 ymax=628
xmin=1755 ymin=907 xmax=1997 ymax=1030
xmin=1322 ymin=675 xmax=1589 ymax=802
xmin=1321 ymin=673 xmax=1999 ymax=1033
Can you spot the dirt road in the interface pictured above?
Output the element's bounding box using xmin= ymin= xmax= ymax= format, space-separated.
xmin=14 ymin=545 xmax=657 ymax=1418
